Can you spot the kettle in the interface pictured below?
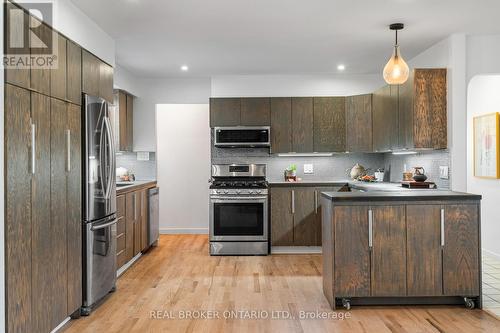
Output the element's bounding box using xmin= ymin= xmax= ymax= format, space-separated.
xmin=412 ymin=167 xmax=428 ymax=182
xmin=347 ymin=163 xmax=367 ymax=180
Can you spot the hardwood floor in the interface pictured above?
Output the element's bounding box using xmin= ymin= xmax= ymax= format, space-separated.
xmin=63 ymin=235 xmax=500 ymax=333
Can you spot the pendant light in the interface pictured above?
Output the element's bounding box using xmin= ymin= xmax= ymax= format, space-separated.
xmin=383 ymin=23 xmax=409 ymax=85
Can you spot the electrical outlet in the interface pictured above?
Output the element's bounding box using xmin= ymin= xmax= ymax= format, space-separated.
xmin=439 ymin=166 xmax=449 ymax=179
xmin=304 ymin=164 xmax=314 ymax=174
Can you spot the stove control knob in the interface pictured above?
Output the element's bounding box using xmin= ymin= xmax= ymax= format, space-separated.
xmin=236 ymin=190 xmax=241 ymax=194
xmin=249 ymin=190 xmax=255 ymax=194
xmin=256 ymin=190 xmax=262 ymax=194
xmin=224 ymin=190 xmax=229 ymax=194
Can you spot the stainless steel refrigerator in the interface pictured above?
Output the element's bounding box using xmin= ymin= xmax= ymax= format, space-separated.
xmin=81 ymin=94 xmax=117 ymax=316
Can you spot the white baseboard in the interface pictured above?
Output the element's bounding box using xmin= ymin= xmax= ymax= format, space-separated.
xmin=117 ymin=253 xmax=142 ymax=277
xmin=160 ymin=227 xmax=208 ymax=234
xmin=271 ymin=246 xmax=322 ymax=254
xmin=483 ymin=248 xmax=500 ymax=261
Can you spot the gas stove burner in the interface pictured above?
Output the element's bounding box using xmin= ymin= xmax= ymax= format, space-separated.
xmin=210 ymin=179 xmax=268 ymax=189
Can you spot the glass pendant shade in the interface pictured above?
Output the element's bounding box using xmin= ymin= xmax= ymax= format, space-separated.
xmin=383 ymin=45 xmax=409 ymax=84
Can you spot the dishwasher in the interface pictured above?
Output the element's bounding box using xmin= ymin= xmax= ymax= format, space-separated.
xmin=148 ymin=187 xmax=160 ymax=247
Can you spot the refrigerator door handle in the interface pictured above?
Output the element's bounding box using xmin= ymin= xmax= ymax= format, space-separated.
xmin=104 ymin=115 xmax=115 ymax=200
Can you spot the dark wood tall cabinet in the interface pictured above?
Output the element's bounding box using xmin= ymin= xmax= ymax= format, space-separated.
xmin=345 ymin=94 xmax=373 ymax=152
xmin=313 ymin=97 xmax=346 ymax=152
xmin=4 ymin=3 xmax=112 ymax=330
xmin=5 ymin=84 xmax=32 ymax=333
xmin=5 ymin=2 xmax=30 ymax=88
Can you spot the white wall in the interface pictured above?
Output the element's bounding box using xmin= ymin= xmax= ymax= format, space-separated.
xmin=467 ymin=35 xmax=500 ymax=81
xmin=113 ymin=65 xmax=142 ymax=97
xmin=407 ymin=34 xmax=467 ymax=192
xmin=156 ymin=104 xmax=211 ymax=234
xmin=211 ymin=74 xmax=384 ymax=97
xmin=16 ymin=0 xmax=115 ymax=65
xmin=133 ymin=78 xmax=211 ymax=151
xmin=467 ymin=75 xmax=500 ymax=258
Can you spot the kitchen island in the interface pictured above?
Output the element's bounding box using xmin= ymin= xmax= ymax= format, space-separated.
xmin=320 ymin=190 xmax=482 ymax=310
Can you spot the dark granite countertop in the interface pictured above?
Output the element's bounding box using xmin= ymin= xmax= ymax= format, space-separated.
xmin=116 ymin=180 xmax=157 ymax=195
xmin=321 ymin=190 xmax=482 ymax=202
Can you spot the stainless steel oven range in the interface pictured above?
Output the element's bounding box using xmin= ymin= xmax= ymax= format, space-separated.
xmin=209 ymin=164 xmax=268 ymax=255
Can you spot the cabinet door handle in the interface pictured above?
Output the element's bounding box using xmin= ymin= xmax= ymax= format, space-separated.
xmin=440 ymin=208 xmax=445 ymax=247
xmin=31 ymin=122 xmax=36 ymax=175
xmin=314 ymin=190 xmax=318 ymax=214
xmin=291 ymin=190 xmax=295 ymax=214
xmin=368 ymin=209 xmax=373 ymax=248
xmin=66 ymin=129 xmax=71 ymax=172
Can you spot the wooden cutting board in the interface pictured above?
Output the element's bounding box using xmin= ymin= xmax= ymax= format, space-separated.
xmin=401 ymin=181 xmax=436 ymax=189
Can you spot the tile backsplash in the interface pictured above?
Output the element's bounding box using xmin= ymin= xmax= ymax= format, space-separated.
xmin=383 ymin=150 xmax=451 ymax=189
xmin=116 ymin=152 xmax=157 ymax=180
xmin=211 ymin=139 xmax=451 ymax=188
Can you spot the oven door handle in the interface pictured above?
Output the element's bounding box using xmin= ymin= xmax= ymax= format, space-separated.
xmin=211 ymin=196 xmax=268 ymax=201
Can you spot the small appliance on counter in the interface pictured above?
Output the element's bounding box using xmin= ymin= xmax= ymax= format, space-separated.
xmin=209 ymin=164 xmax=268 ymax=256
xmin=374 ymin=168 xmax=385 ymax=182
xmin=412 ymin=167 xmax=428 ymax=182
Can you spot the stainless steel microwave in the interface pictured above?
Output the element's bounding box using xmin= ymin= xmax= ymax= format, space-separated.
xmin=214 ymin=126 xmax=271 ymax=147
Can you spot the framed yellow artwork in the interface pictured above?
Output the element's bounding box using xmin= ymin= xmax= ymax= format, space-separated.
xmin=473 ymin=112 xmax=500 ymax=178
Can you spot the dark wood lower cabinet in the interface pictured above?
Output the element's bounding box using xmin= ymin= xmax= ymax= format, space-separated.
xmin=407 ymin=205 xmax=443 ymax=296
xmin=270 ymin=188 xmax=294 ymax=246
xmin=443 ymin=204 xmax=480 ymax=296
xmin=371 ymin=206 xmax=406 ymax=296
xmin=292 ymin=188 xmax=316 ymax=246
xmin=334 ymin=206 xmax=370 ymax=297
xmin=323 ymin=200 xmax=481 ymax=309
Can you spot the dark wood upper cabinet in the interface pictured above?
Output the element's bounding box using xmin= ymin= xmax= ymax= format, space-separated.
xmin=399 ymin=68 xmax=447 ymax=150
xmin=270 ymin=188 xmax=294 ymax=246
xmin=443 ymin=204 xmax=480 ymax=296
xmin=5 ymin=2 xmax=31 ymax=89
xmin=111 ymin=90 xmax=134 ymax=152
xmin=30 ymin=19 xmax=51 ymax=95
xmin=291 ymin=97 xmax=314 ymax=153
xmin=82 ymin=50 xmax=100 ymax=97
xmin=210 ymin=98 xmax=241 ymax=127
xmin=270 ymin=97 xmax=292 ymax=153
xmin=67 ymin=41 xmax=82 ymax=105
xmin=334 ymin=205 xmax=370 ymax=297
xmin=345 ymin=94 xmax=373 ymax=152
xmin=240 ymin=97 xmax=271 ymax=126
xmin=50 ymin=33 xmax=67 ymax=100
xmin=313 ymin=97 xmax=346 ymax=152
xmin=100 ymin=62 xmax=114 ymax=103
xmin=406 ymin=205 xmax=443 ymax=296
xmin=371 ymin=206 xmax=406 ymax=296
xmin=372 ymin=85 xmax=399 ymax=152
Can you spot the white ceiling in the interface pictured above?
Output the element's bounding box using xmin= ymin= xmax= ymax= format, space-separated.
xmin=71 ymin=0 xmax=500 ymax=78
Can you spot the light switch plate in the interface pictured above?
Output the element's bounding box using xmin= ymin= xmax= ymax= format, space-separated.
xmin=304 ymin=164 xmax=314 ymax=174
xmin=439 ymin=166 xmax=449 ymax=179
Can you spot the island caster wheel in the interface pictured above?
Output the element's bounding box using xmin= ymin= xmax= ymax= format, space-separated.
xmin=110 ymin=285 xmax=117 ymax=293
xmin=342 ymin=298 xmax=351 ymax=310
xmin=464 ymin=297 xmax=475 ymax=309
xmin=81 ymin=306 xmax=91 ymax=316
